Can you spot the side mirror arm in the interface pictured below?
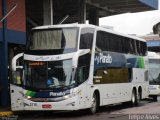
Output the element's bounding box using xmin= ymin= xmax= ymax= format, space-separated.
xmin=12 ymin=53 xmax=23 ymax=71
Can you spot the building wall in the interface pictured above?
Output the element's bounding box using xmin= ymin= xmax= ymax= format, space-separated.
xmin=142 ymin=34 xmax=160 ymax=52
xmin=7 ymin=0 xmax=25 ymax=32
xmin=0 ymin=0 xmax=26 ymax=107
xmin=6 ymin=0 xmax=26 ymax=44
xmin=0 ymin=0 xmax=2 ymax=42
xmin=142 ymin=34 xmax=160 ymax=47
xmin=142 ymin=34 xmax=160 ymax=41
xmin=0 ymin=0 xmax=2 ymax=27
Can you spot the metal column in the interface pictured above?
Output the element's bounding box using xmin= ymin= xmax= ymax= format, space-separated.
xmin=89 ymin=8 xmax=99 ymax=26
xmin=43 ymin=0 xmax=53 ymax=25
xmin=78 ymin=0 xmax=86 ymax=24
xmin=0 ymin=0 xmax=9 ymax=107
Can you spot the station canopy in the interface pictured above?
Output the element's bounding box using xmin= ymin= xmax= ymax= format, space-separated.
xmin=88 ymin=0 xmax=158 ymax=16
xmin=26 ymin=0 xmax=158 ymax=25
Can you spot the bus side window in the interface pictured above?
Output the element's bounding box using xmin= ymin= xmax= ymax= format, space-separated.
xmin=96 ymin=31 xmax=104 ymax=51
xmin=80 ymin=28 xmax=94 ymax=49
xmin=76 ymin=54 xmax=91 ymax=84
xmin=141 ymin=42 xmax=147 ymax=56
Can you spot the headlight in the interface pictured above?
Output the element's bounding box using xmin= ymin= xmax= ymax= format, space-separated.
xmin=27 ymin=96 xmax=32 ymax=99
xmin=63 ymin=95 xmax=70 ymax=99
xmin=63 ymin=90 xmax=81 ymax=100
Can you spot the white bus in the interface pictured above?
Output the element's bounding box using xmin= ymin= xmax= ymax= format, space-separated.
xmin=148 ymin=51 xmax=160 ymax=101
xmin=11 ymin=24 xmax=149 ymax=114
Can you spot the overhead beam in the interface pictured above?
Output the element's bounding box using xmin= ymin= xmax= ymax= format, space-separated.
xmin=90 ymin=0 xmax=136 ymax=5
xmin=105 ymin=4 xmax=150 ymax=11
xmin=110 ymin=6 xmax=151 ymax=13
xmin=99 ymin=1 xmax=143 ymax=8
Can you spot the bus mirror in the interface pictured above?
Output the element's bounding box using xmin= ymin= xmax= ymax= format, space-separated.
xmin=12 ymin=53 xmax=23 ymax=71
xmin=72 ymin=49 xmax=90 ymax=68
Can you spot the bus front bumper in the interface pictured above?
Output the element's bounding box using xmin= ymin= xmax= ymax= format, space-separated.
xmin=23 ymin=96 xmax=80 ymax=111
xmin=149 ymin=85 xmax=160 ymax=95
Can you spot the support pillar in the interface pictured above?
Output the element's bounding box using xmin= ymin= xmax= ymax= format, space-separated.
xmin=0 ymin=0 xmax=9 ymax=107
xmin=89 ymin=8 xmax=99 ymax=26
xmin=43 ymin=0 xmax=53 ymax=25
xmin=78 ymin=0 xmax=86 ymax=24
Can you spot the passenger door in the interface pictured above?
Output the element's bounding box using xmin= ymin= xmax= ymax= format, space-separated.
xmin=10 ymin=53 xmax=24 ymax=111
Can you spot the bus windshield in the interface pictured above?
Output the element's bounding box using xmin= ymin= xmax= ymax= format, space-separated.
xmin=24 ymin=59 xmax=76 ymax=89
xmin=149 ymin=59 xmax=160 ymax=85
xmin=28 ymin=28 xmax=79 ymax=50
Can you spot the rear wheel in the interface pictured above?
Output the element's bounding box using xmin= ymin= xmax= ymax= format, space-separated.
xmin=136 ymin=91 xmax=141 ymax=106
xmin=130 ymin=90 xmax=139 ymax=106
xmin=90 ymin=93 xmax=97 ymax=114
xmin=152 ymin=95 xmax=158 ymax=101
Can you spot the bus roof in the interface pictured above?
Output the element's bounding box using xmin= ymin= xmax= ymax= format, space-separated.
xmin=148 ymin=51 xmax=160 ymax=59
xmin=33 ymin=24 xmax=146 ymax=42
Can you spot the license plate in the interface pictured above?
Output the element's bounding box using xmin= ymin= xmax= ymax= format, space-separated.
xmin=42 ymin=104 xmax=52 ymax=109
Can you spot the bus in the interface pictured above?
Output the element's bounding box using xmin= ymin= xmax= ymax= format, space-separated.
xmin=11 ymin=24 xmax=149 ymax=114
xmin=148 ymin=51 xmax=160 ymax=101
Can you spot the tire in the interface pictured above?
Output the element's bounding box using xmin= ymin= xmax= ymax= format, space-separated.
xmin=136 ymin=91 xmax=141 ymax=106
xmin=90 ymin=93 xmax=97 ymax=114
xmin=130 ymin=90 xmax=139 ymax=107
xmin=152 ymin=95 xmax=158 ymax=101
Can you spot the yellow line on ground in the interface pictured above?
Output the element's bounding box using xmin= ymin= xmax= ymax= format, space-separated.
xmin=0 ymin=111 xmax=13 ymax=116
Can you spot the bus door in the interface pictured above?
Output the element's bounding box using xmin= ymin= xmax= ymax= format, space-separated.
xmin=10 ymin=53 xmax=24 ymax=111
xmin=75 ymin=53 xmax=91 ymax=108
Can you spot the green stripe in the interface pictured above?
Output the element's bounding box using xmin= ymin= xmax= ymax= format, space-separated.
xmin=138 ymin=57 xmax=145 ymax=68
xmin=26 ymin=91 xmax=36 ymax=97
xmin=26 ymin=91 xmax=31 ymax=96
xmin=30 ymin=91 xmax=36 ymax=97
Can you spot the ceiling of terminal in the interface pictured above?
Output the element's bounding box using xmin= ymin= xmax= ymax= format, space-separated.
xmin=26 ymin=0 xmax=158 ymax=26
xmin=87 ymin=0 xmax=157 ymax=16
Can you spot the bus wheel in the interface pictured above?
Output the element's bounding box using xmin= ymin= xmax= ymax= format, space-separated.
xmin=130 ymin=90 xmax=138 ymax=106
xmin=136 ymin=91 xmax=141 ymax=106
xmin=152 ymin=95 xmax=158 ymax=101
xmin=90 ymin=93 xmax=97 ymax=114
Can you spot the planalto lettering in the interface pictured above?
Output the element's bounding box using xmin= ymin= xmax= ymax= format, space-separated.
xmin=49 ymin=90 xmax=70 ymax=97
xmin=95 ymin=53 xmax=112 ymax=64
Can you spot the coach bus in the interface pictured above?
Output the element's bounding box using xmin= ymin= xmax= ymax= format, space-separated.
xmin=148 ymin=51 xmax=160 ymax=101
xmin=11 ymin=24 xmax=149 ymax=114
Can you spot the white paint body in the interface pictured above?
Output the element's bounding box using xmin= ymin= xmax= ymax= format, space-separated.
xmin=10 ymin=24 xmax=149 ymax=111
xmin=148 ymin=51 xmax=160 ymax=96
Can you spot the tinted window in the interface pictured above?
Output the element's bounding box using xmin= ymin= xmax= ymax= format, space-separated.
xmin=29 ymin=28 xmax=78 ymax=50
xmin=75 ymin=53 xmax=91 ymax=84
xmin=96 ymin=31 xmax=123 ymax=52
xmin=80 ymin=28 xmax=94 ymax=49
xmin=96 ymin=30 xmax=147 ymax=56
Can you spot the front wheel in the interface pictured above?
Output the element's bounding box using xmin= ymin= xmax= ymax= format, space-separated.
xmin=90 ymin=93 xmax=97 ymax=114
